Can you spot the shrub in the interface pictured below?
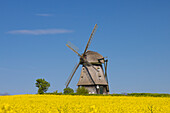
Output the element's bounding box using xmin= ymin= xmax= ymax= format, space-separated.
xmin=76 ymin=87 xmax=89 ymax=95
xmin=53 ymin=90 xmax=58 ymax=94
xmin=63 ymin=87 xmax=74 ymax=94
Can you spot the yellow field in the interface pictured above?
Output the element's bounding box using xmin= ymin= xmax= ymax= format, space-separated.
xmin=0 ymin=95 xmax=170 ymax=113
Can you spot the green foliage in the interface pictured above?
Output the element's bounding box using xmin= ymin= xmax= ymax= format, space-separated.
xmin=53 ymin=90 xmax=62 ymax=95
xmin=109 ymin=93 xmax=170 ymax=97
xmin=127 ymin=93 xmax=170 ymax=97
xmin=53 ymin=90 xmax=58 ymax=94
xmin=45 ymin=92 xmax=63 ymax=95
xmin=56 ymin=92 xmax=63 ymax=95
xmin=35 ymin=78 xmax=50 ymax=94
xmin=38 ymin=88 xmax=44 ymax=94
xmin=63 ymin=87 xmax=74 ymax=94
xmin=76 ymin=87 xmax=89 ymax=95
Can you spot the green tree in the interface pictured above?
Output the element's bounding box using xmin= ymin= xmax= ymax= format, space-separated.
xmin=35 ymin=78 xmax=50 ymax=94
xmin=63 ymin=87 xmax=74 ymax=94
xmin=76 ymin=87 xmax=89 ymax=95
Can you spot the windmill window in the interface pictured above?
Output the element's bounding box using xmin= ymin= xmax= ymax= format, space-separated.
xmin=99 ymin=76 xmax=101 ymax=80
xmin=81 ymin=77 xmax=84 ymax=81
xmin=83 ymin=68 xmax=86 ymax=73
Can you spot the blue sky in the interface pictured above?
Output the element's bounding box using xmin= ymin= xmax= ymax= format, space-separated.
xmin=0 ymin=0 xmax=170 ymax=94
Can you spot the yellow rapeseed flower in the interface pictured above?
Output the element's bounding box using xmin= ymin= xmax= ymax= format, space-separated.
xmin=0 ymin=95 xmax=170 ymax=113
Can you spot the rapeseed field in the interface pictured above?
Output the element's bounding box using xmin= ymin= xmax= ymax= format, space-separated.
xmin=0 ymin=95 xmax=170 ymax=113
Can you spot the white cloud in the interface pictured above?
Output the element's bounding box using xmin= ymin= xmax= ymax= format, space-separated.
xmin=7 ymin=29 xmax=74 ymax=35
xmin=35 ymin=14 xmax=53 ymax=16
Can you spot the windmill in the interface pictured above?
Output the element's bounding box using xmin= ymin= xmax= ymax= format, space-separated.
xmin=65 ymin=24 xmax=109 ymax=94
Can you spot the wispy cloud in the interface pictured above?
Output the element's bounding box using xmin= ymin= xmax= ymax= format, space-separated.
xmin=35 ymin=14 xmax=53 ymax=17
xmin=7 ymin=29 xmax=74 ymax=35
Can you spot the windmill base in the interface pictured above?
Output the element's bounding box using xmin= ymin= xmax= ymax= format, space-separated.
xmin=78 ymin=85 xmax=109 ymax=95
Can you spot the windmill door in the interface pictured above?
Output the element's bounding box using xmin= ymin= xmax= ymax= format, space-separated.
xmin=99 ymin=86 xmax=104 ymax=94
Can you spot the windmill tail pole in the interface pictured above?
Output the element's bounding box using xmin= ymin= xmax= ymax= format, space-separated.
xmin=104 ymin=59 xmax=109 ymax=92
xmin=104 ymin=59 xmax=108 ymax=83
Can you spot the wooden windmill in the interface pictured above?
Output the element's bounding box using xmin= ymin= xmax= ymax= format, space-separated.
xmin=65 ymin=24 xmax=109 ymax=94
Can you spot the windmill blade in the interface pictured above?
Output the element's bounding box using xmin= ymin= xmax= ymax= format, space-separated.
xmin=66 ymin=43 xmax=81 ymax=57
xmin=83 ymin=24 xmax=98 ymax=55
xmin=65 ymin=62 xmax=80 ymax=88
xmin=67 ymin=41 xmax=79 ymax=52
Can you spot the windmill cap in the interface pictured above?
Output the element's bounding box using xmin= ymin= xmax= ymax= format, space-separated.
xmin=85 ymin=50 xmax=104 ymax=63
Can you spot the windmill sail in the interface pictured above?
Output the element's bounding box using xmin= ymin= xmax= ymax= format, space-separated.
xmin=67 ymin=41 xmax=79 ymax=52
xmin=65 ymin=63 xmax=80 ymax=88
xmin=83 ymin=24 xmax=98 ymax=55
xmin=66 ymin=43 xmax=81 ymax=57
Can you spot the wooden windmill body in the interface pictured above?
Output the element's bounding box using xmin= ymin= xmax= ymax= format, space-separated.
xmin=66 ymin=24 xmax=109 ymax=94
